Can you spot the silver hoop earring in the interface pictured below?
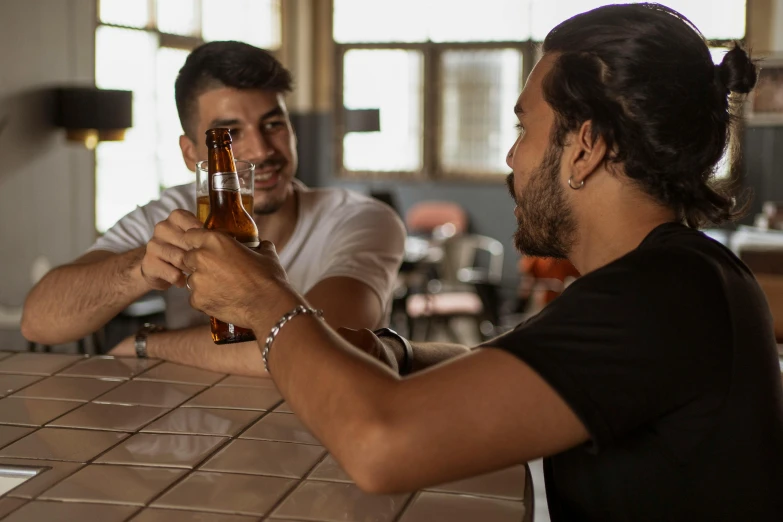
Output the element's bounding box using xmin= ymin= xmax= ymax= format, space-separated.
xmin=568 ymin=176 xmax=585 ymax=190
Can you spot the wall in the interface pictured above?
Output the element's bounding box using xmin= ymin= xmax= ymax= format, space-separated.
xmin=0 ymin=0 xmax=96 ymax=350
xmin=741 ymin=0 xmax=783 ymax=223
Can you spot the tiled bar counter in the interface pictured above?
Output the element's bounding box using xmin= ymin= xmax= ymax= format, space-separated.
xmin=0 ymin=352 xmax=531 ymax=521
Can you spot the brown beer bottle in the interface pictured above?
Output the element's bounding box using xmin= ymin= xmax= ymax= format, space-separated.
xmin=204 ymin=128 xmax=260 ymax=344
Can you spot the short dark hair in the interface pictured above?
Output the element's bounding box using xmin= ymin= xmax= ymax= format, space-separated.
xmin=175 ymin=41 xmax=293 ymax=139
xmin=541 ymin=3 xmax=758 ymax=228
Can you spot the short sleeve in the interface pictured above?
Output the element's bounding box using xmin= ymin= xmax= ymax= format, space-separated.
xmin=88 ymin=183 xmax=196 ymax=254
xmin=484 ymin=249 xmax=732 ymax=450
xmin=317 ymin=201 xmax=406 ymax=311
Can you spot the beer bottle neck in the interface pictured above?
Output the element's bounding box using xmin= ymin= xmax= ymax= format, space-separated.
xmin=207 ymin=144 xmax=236 ymax=174
xmin=207 ymin=145 xmax=242 ymax=209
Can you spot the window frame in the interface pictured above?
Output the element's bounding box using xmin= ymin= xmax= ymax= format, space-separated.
xmin=334 ymin=26 xmax=745 ymax=183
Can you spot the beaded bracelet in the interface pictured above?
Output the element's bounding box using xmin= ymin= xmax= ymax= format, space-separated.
xmin=262 ymin=305 xmax=324 ymax=372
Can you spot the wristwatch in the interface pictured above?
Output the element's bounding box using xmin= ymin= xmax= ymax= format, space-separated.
xmin=373 ymin=328 xmax=414 ymax=375
xmin=134 ymin=323 xmax=165 ymax=359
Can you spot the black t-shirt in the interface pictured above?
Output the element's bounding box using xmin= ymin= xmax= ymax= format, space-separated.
xmin=487 ymin=223 xmax=783 ymax=521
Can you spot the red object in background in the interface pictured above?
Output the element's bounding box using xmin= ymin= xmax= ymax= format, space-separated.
xmin=520 ymin=257 xmax=581 ymax=306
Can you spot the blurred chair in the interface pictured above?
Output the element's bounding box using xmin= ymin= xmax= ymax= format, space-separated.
xmin=405 ymin=201 xmax=468 ymax=237
xmin=406 ymin=234 xmax=504 ymax=342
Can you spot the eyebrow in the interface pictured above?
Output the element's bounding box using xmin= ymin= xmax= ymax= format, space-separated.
xmin=209 ymin=118 xmax=240 ymax=128
xmin=208 ymin=106 xmax=286 ymax=129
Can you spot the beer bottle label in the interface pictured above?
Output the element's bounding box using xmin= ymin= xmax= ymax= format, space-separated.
xmin=212 ymin=172 xmax=240 ymax=192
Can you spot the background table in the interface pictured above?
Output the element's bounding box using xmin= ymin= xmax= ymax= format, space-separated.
xmin=0 ymin=352 xmax=531 ymax=521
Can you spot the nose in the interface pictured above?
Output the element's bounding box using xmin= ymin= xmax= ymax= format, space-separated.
xmin=238 ymin=129 xmax=274 ymax=164
xmin=506 ymin=145 xmax=515 ymax=169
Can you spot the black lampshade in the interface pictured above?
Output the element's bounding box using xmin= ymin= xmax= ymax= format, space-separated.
xmin=54 ymin=87 xmax=132 ymax=144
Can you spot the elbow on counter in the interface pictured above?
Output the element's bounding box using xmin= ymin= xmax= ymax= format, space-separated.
xmin=20 ymin=304 xmax=47 ymax=345
xmin=341 ymin=420 xmax=418 ymax=496
xmin=20 ymin=299 xmax=67 ymax=346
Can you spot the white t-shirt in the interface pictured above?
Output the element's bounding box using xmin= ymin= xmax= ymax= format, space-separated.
xmin=89 ymin=180 xmax=406 ymax=329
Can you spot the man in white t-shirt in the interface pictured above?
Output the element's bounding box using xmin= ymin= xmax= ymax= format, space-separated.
xmin=21 ymin=41 xmax=405 ymax=376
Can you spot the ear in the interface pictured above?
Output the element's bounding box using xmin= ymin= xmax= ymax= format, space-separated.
xmin=179 ymin=135 xmax=198 ymax=172
xmin=564 ymin=121 xmax=608 ymax=185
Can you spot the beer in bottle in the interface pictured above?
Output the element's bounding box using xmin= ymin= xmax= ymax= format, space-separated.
xmin=204 ymin=128 xmax=260 ymax=344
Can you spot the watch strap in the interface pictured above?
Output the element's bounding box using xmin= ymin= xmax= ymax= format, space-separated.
xmin=134 ymin=323 xmax=164 ymax=359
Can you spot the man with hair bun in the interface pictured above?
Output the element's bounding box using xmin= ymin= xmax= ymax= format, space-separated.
xmin=177 ymin=5 xmax=783 ymax=520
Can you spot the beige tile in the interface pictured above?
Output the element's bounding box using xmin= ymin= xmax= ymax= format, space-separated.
xmin=201 ymin=439 xmax=324 ymax=479
xmin=135 ymin=362 xmax=226 ymax=385
xmin=274 ymin=402 xmax=293 ymax=413
xmin=273 ymin=481 xmax=410 ymax=522
xmin=0 ymin=427 xmax=127 ymax=462
xmin=0 ymin=375 xmax=44 ymax=397
xmin=0 ymin=497 xmax=26 ymax=518
xmin=0 ymin=458 xmax=83 ymax=499
xmin=11 ymin=376 xmax=122 ymax=402
xmin=153 ymin=471 xmax=294 ymax=516
xmin=216 ymin=376 xmax=277 ymax=389
xmin=0 ymin=426 xmax=33 ymax=450
xmin=58 ymin=356 xmax=159 ymax=379
xmin=0 ymin=397 xmax=80 ymax=426
xmin=240 ymin=412 xmax=319 ymax=445
xmin=398 ymin=492 xmax=525 ymax=522
xmin=96 ymin=380 xmax=206 ymax=407
xmin=0 ymin=352 xmax=15 ymax=361
xmin=308 ymin=455 xmax=352 ymax=483
xmin=48 ymin=403 xmax=170 ymax=432
xmin=40 ymin=464 xmax=185 ymax=505
xmin=96 ymin=433 xmax=226 ymax=468
xmin=425 ymin=465 xmax=527 ymax=500
xmin=183 ymin=386 xmax=281 ymax=411
xmin=132 ymin=508 xmax=262 ymax=521
xmin=0 ymin=353 xmax=84 ymax=376
xmin=2 ymin=500 xmax=137 ymax=522
xmin=142 ymin=408 xmax=261 ymax=436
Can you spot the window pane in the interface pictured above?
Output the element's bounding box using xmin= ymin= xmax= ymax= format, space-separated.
xmin=334 ymin=0 xmax=429 ymax=43
xmin=202 ymin=0 xmax=281 ymax=49
xmin=157 ymin=0 xmax=200 ymax=36
xmin=96 ymin=26 xmax=159 ymax=232
xmin=343 ymin=50 xmax=423 ymax=172
xmin=335 ymin=0 xmax=531 ymax=43
xmin=530 ymin=0 xmax=745 ymax=41
xmin=710 ymin=47 xmax=731 ymax=179
xmin=99 ymin=0 xmax=150 ymax=28
xmin=428 ymin=0 xmax=531 ymax=42
xmin=440 ymin=50 xmax=523 ymax=176
xmin=157 ymin=48 xmax=193 ymax=188
xmin=664 ymin=0 xmax=746 ymax=40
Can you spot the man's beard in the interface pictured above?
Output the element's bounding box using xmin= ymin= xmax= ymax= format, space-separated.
xmin=507 ymin=143 xmax=577 ymax=259
xmin=253 ymin=195 xmax=285 ymax=216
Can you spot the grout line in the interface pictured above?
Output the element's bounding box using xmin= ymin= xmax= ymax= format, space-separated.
xmin=133 ymin=373 xmax=275 ymax=511
xmin=392 ymin=491 xmax=420 ymax=522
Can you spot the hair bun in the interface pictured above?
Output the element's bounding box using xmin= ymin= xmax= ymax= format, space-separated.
xmin=716 ymin=44 xmax=758 ymax=94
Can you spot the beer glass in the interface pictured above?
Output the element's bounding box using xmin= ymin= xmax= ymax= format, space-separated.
xmin=195 ymin=159 xmax=255 ymax=223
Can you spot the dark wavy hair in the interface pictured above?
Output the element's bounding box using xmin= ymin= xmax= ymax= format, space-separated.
xmin=542 ymin=3 xmax=758 ymax=227
xmin=175 ymin=41 xmax=293 ymax=139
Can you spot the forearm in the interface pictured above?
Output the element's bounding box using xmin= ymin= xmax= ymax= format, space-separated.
xmin=259 ymin=296 xmax=402 ymax=483
xmin=408 ymin=341 xmax=471 ymax=373
xmin=21 ymin=248 xmax=150 ymax=344
xmin=147 ymin=326 xmax=269 ymax=377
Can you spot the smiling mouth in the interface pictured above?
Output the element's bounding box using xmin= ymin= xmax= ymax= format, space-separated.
xmin=255 ymin=164 xmax=283 ymax=184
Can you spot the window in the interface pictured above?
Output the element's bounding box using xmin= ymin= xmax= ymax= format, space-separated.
xmin=334 ymin=0 xmax=746 ymax=181
xmin=95 ymin=0 xmax=281 ymax=233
